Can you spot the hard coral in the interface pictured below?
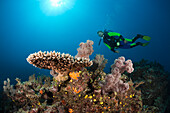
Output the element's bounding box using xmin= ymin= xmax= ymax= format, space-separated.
xmin=27 ymin=51 xmax=92 ymax=81
xmin=27 ymin=40 xmax=94 ymax=82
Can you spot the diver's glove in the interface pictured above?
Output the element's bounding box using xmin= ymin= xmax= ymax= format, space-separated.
xmin=111 ymin=48 xmax=119 ymax=53
xmin=115 ymin=50 xmax=119 ymax=53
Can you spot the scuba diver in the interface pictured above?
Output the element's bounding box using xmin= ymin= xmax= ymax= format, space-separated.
xmin=97 ymin=30 xmax=151 ymax=53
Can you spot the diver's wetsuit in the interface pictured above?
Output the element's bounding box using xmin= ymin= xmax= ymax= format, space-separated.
xmin=103 ymin=30 xmax=143 ymax=53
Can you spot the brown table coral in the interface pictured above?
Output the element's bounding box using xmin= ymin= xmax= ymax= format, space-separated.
xmin=26 ymin=40 xmax=94 ymax=82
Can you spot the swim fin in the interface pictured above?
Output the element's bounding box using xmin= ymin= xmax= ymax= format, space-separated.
xmin=142 ymin=42 xmax=150 ymax=47
xmin=142 ymin=36 xmax=151 ymax=41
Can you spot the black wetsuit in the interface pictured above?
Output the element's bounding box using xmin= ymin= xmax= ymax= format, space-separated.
xmin=103 ymin=30 xmax=143 ymax=53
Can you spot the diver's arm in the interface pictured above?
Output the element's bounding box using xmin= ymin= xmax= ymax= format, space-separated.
xmin=111 ymin=47 xmax=119 ymax=53
xmin=119 ymin=35 xmax=125 ymax=41
xmin=119 ymin=35 xmax=128 ymax=43
xmin=111 ymin=48 xmax=116 ymax=53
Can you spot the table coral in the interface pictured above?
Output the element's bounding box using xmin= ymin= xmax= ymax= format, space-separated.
xmin=27 ymin=40 xmax=94 ymax=82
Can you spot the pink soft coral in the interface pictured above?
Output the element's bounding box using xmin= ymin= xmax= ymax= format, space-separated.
xmin=75 ymin=40 xmax=94 ymax=59
xmin=100 ymin=56 xmax=134 ymax=94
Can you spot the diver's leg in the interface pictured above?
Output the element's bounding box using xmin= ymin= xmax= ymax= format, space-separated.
xmin=130 ymin=42 xmax=149 ymax=48
xmin=130 ymin=42 xmax=142 ymax=48
xmin=132 ymin=34 xmax=143 ymax=43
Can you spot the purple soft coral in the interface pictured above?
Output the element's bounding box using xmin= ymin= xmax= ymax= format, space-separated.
xmin=75 ymin=40 xmax=94 ymax=59
xmin=100 ymin=56 xmax=134 ymax=94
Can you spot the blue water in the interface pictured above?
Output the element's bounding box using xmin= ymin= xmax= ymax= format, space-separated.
xmin=0 ymin=0 xmax=170 ymax=88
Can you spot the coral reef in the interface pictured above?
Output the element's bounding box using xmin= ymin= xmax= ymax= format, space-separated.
xmin=3 ymin=78 xmax=16 ymax=96
xmin=2 ymin=69 xmax=144 ymax=113
xmin=2 ymin=55 xmax=143 ymax=113
xmin=2 ymin=40 xmax=169 ymax=113
xmin=127 ymin=59 xmax=170 ymax=113
xmin=2 ymin=74 xmax=55 ymax=112
xmin=89 ymin=54 xmax=108 ymax=91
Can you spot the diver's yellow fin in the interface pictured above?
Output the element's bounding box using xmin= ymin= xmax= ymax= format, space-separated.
xmin=142 ymin=42 xmax=150 ymax=47
xmin=142 ymin=36 xmax=151 ymax=41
